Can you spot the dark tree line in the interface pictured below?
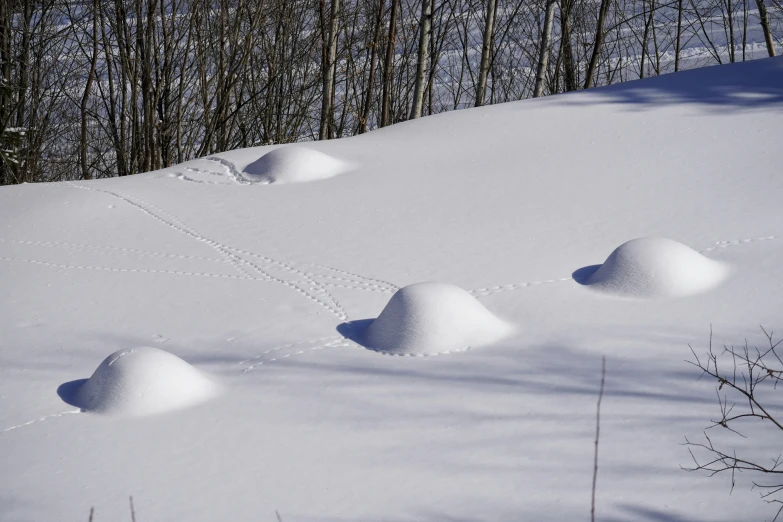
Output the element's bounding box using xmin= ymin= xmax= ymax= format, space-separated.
xmin=0 ymin=0 xmax=780 ymax=184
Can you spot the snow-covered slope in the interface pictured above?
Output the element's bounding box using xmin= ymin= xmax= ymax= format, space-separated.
xmin=1 ymin=58 xmax=782 ymax=522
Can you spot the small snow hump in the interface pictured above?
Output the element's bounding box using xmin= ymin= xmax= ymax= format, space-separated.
xmin=580 ymin=237 xmax=729 ymax=299
xmin=365 ymin=282 xmax=514 ymax=356
xmin=73 ymin=347 xmax=219 ymax=417
xmin=242 ymin=146 xmax=349 ymax=184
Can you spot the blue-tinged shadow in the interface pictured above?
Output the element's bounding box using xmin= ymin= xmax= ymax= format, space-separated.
xmin=565 ymin=56 xmax=783 ymax=111
xmin=56 ymin=379 xmax=87 ymax=409
xmin=572 ymin=264 xmax=601 ymax=285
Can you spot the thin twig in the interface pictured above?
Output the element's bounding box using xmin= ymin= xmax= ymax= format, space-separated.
xmin=591 ymin=355 xmax=606 ymax=522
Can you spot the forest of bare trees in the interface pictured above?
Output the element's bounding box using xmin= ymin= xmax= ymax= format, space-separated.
xmin=0 ymin=0 xmax=780 ymax=184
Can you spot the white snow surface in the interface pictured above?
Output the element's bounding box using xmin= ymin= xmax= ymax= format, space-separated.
xmin=581 ymin=237 xmax=730 ymax=299
xmin=1 ymin=58 xmax=783 ymax=522
xmin=241 ymin=145 xmax=350 ymax=184
xmin=363 ymin=282 xmax=513 ymax=355
xmin=73 ymin=347 xmax=219 ymax=417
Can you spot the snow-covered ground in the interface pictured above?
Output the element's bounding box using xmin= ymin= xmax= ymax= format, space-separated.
xmin=1 ymin=57 xmax=782 ymax=522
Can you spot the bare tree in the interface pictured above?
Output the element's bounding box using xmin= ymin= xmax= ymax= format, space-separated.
xmin=1 ymin=0 xmax=781 ymax=185
xmin=684 ymin=327 xmax=783 ymax=521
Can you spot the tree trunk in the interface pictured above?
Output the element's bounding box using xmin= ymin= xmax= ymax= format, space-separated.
xmin=533 ymin=0 xmax=557 ymax=98
xmin=380 ymin=0 xmax=399 ymax=127
xmin=754 ymin=0 xmax=777 ymax=57
xmin=81 ymin=0 xmax=98 ymax=180
xmin=675 ymin=0 xmax=683 ymax=70
xmin=360 ymin=0 xmax=385 ymax=133
xmin=560 ymin=0 xmax=577 ymax=91
xmin=650 ymin=0 xmax=661 ymax=74
xmin=475 ymin=0 xmax=497 ymax=106
xmin=16 ymin=0 xmax=32 ymax=131
xmin=584 ymin=0 xmax=611 ymax=89
xmin=640 ymin=0 xmax=653 ymax=78
xmin=0 ymin=0 xmax=10 ymax=125
xmin=742 ymin=0 xmax=748 ymax=61
xmin=409 ymin=0 xmax=432 ymax=120
xmin=320 ymin=0 xmax=342 ymax=140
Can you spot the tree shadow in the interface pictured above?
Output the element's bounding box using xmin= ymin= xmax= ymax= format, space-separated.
xmin=604 ymin=503 xmax=733 ymax=522
xmin=563 ymin=56 xmax=783 ymax=111
xmin=296 ymin=502 xmax=734 ymax=522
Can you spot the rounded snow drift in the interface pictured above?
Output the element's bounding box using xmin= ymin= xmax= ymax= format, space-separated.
xmin=365 ymin=282 xmax=514 ymax=356
xmin=75 ymin=347 xmax=219 ymax=417
xmin=582 ymin=237 xmax=729 ymax=299
xmin=242 ymin=146 xmax=349 ymax=184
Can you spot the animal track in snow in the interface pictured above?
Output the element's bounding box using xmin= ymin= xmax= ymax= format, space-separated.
xmin=173 ymin=172 xmax=233 ymax=186
xmin=469 ymin=277 xmax=574 ymax=297
xmin=0 ymin=409 xmax=81 ymax=435
xmin=68 ymin=182 xmax=267 ymax=280
xmin=0 ymin=256 xmax=266 ymax=281
xmin=310 ymin=282 xmax=394 ymax=293
xmin=230 ymin=247 xmax=398 ymax=297
xmin=0 ymin=237 xmax=228 ymax=264
xmin=237 ymin=336 xmax=344 ymax=366
xmin=203 ymin=156 xmax=250 ymax=185
xmin=185 ymin=167 xmax=223 ymax=176
xmin=66 ymin=183 xmax=350 ymax=321
xmin=467 ymin=235 xmax=775 ymax=298
xmin=699 ymin=235 xmax=776 ymax=252
xmin=223 ymin=246 xmax=347 ymax=318
xmin=240 ymin=338 xmax=349 ymax=374
xmin=302 ymin=263 xmax=399 ymax=292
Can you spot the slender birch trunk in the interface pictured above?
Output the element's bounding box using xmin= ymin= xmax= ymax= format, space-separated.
xmin=533 ymin=0 xmax=557 ymax=98
xmin=475 ymin=0 xmax=497 ymax=106
xmin=80 ymin=0 xmax=98 ymax=180
xmin=584 ymin=0 xmax=611 ymax=89
xmin=380 ymin=0 xmax=399 ymax=127
xmin=755 ymin=0 xmax=777 ymax=57
xmin=409 ymin=0 xmax=432 ymax=120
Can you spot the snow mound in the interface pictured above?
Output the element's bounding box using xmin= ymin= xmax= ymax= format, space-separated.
xmin=242 ymin=146 xmax=349 ymax=184
xmin=583 ymin=237 xmax=729 ymax=299
xmin=75 ymin=347 xmax=219 ymax=417
xmin=365 ymin=282 xmax=514 ymax=356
